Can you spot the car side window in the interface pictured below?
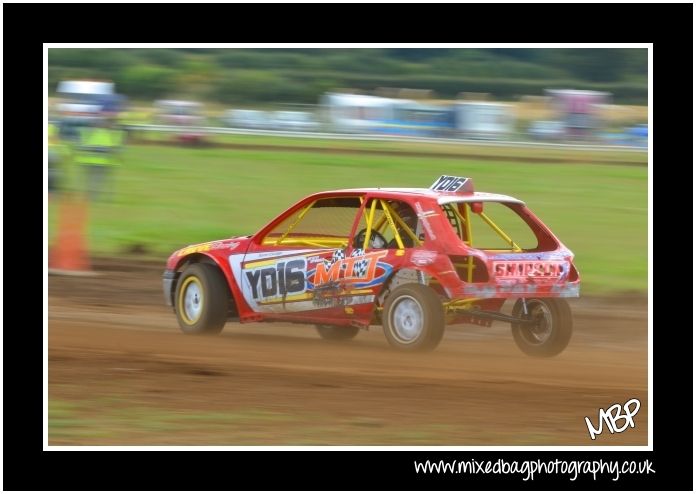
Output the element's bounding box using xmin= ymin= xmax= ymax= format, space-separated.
xmin=352 ymin=199 xmax=422 ymax=250
xmin=262 ymin=197 xmax=362 ymax=249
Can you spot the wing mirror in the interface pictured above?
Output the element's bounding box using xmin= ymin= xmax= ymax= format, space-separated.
xmin=470 ymin=202 xmax=484 ymax=214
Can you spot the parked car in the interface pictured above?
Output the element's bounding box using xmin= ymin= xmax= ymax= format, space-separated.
xmin=163 ymin=175 xmax=580 ymax=355
xmin=270 ymin=111 xmax=320 ymax=132
xmin=599 ymin=124 xmax=648 ymax=147
xmin=223 ymin=109 xmax=272 ymax=129
xmin=528 ymin=120 xmax=565 ymax=141
xmin=153 ymin=100 xmax=206 ymax=145
xmin=625 ymin=123 xmax=648 ymax=147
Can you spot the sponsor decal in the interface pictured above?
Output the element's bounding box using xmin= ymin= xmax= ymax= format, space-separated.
xmin=307 ymin=249 xmax=392 ymax=290
xmin=411 ymin=250 xmax=438 ymax=266
xmin=236 ymin=248 xmax=390 ymax=312
xmin=244 ymin=258 xmax=307 ymax=300
xmin=222 ymin=241 xmax=241 ymax=251
xmin=176 ymin=243 xmax=212 ymax=256
xmin=493 ymin=261 xmax=567 ymax=278
xmin=414 ymin=202 xmax=437 ymax=240
xmin=179 ymin=240 xmax=242 ymax=257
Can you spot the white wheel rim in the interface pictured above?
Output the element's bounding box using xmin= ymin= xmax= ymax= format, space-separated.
xmin=184 ymin=281 xmax=203 ymax=322
xmin=390 ymin=295 xmax=424 ymax=343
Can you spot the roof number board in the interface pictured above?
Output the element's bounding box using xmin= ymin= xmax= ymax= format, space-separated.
xmin=430 ymin=175 xmax=473 ymax=193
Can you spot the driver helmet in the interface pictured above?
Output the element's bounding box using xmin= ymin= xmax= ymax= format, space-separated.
xmin=392 ymin=201 xmax=417 ymax=232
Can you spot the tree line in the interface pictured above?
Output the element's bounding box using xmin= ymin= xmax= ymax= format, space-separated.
xmin=48 ymin=48 xmax=648 ymax=105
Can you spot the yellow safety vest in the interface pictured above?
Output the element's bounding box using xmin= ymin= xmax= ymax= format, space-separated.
xmin=76 ymin=127 xmax=125 ymax=166
xmin=48 ymin=123 xmax=59 ymax=147
xmin=49 ymin=123 xmax=69 ymax=159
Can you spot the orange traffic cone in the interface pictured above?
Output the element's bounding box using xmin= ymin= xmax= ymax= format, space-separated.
xmin=48 ymin=197 xmax=96 ymax=276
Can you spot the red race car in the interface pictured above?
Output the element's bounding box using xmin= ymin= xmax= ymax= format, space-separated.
xmin=163 ymin=175 xmax=580 ymax=355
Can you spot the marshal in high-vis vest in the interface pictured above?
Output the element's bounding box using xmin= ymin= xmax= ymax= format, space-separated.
xmin=75 ymin=117 xmax=125 ymax=201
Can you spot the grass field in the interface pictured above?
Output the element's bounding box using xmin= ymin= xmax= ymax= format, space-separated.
xmin=132 ymin=131 xmax=648 ymax=166
xmin=48 ymin=141 xmax=648 ymax=294
xmin=50 ymin=397 xmax=509 ymax=445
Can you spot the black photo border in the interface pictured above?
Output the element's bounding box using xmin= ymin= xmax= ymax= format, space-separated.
xmin=5 ymin=2 xmax=692 ymax=491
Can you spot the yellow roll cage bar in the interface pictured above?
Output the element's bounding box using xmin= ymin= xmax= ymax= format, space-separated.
xmin=263 ymin=196 xmax=521 ymax=267
xmin=360 ymin=198 xmax=422 ymax=251
xmin=446 ymin=202 xmax=522 ymax=282
xmin=263 ymin=196 xmax=423 ymax=250
xmin=274 ymin=200 xmax=316 ymax=245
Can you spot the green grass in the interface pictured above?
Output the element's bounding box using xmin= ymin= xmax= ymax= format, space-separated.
xmin=49 ymin=142 xmax=648 ymax=294
xmin=49 ymin=398 xmax=301 ymax=444
xmin=132 ymin=130 xmax=648 ymax=166
xmin=48 ymin=397 xmax=573 ymax=445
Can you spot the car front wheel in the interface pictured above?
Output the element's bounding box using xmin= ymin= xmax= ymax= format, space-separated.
xmin=175 ymin=263 xmax=229 ymax=335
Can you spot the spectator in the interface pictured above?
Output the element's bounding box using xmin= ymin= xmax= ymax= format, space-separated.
xmin=48 ymin=122 xmax=68 ymax=198
xmin=74 ymin=111 xmax=126 ymax=202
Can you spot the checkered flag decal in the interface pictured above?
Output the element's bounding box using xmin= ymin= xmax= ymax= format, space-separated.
xmin=352 ymin=258 xmax=369 ymax=278
xmin=351 ymin=248 xmax=365 ymax=258
xmin=323 ymin=249 xmax=346 ymax=270
xmin=349 ymin=249 xmax=368 ymax=278
xmin=331 ymin=249 xmax=345 ymax=263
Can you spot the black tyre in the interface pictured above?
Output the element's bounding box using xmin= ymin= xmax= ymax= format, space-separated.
xmin=175 ymin=263 xmax=230 ymax=335
xmin=315 ymin=324 xmax=360 ymax=341
xmin=382 ymin=283 xmax=445 ymax=352
xmin=511 ymin=298 xmax=572 ymax=357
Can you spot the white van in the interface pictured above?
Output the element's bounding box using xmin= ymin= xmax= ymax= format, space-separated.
xmin=455 ymin=102 xmax=515 ymax=140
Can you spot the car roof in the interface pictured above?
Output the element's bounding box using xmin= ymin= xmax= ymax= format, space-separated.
xmin=314 ymin=187 xmax=525 ymax=205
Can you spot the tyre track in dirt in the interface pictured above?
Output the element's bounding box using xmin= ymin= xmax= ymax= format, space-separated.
xmin=48 ymin=258 xmax=648 ymax=445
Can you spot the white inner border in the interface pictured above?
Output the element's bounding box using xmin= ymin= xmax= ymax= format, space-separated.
xmin=43 ymin=43 xmax=652 ymax=452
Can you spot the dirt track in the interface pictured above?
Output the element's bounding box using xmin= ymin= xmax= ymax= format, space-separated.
xmin=48 ymin=258 xmax=649 ymax=446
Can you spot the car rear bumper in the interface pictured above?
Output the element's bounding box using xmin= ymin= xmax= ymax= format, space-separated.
xmin=451 ymin=281 xmax=581 ymax=299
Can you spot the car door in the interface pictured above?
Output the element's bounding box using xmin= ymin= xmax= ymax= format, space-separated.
xmin=236 ymin=195 xmax=365 ymax=323
xmin=336 ymin=196 xmax=424 ymax=321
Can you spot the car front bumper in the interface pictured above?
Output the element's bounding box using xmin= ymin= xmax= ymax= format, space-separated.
xmin=162 ymin=270 xmax=177 ymax=306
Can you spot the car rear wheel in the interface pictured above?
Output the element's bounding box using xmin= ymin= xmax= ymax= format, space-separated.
xmin=382 ymin=284 xmax=445 ymax=352
xmin=511 ymin=298 xmax=572 ymax=357
xmin=315 ymin=325 xmax=360 ymax=341
xmin=175 ymin=263 xmax=229 ymax=335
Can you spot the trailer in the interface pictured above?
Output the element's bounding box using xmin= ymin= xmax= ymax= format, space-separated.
xmin=320 ymin=93 xmax=400 ymax=133
xmin=545 ymin=89 xmax=610 ymax=140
